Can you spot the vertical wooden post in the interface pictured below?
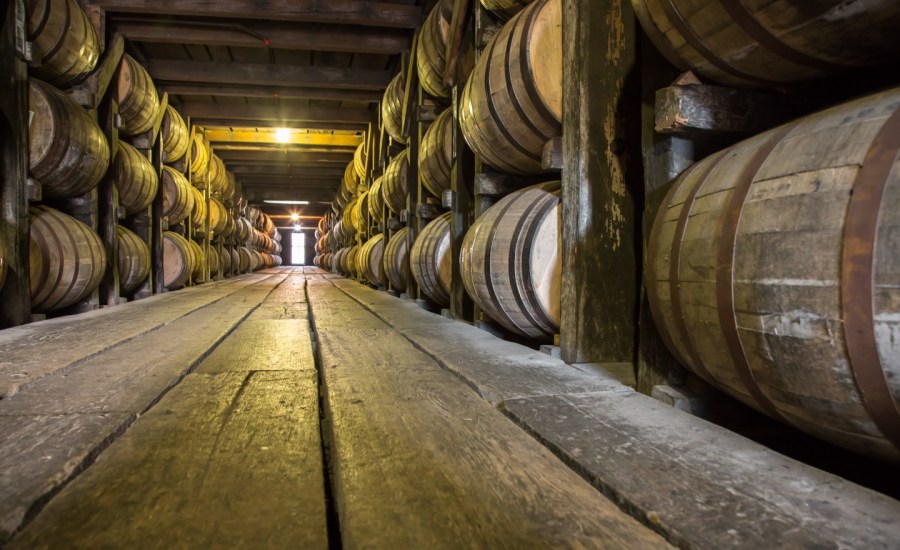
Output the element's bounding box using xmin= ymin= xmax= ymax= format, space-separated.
xmin=98 ymin=98 xmax=121 ymax=305
xmin=560 ymin=0 xmax=642 ymax=364
xmin=150 ymin=136 xmax=164 ymax=294
xmin=0 ymin=0 xmax=31 ymax=327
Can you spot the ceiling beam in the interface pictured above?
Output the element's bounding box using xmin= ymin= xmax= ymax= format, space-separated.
xmin=149 ymin=60 xmax=391 ymax=90
xmin=217 ymin=151 xmax=352 ymax=163
xmin=231 ymin=166 xmax=346 ymax=176
xmin=240 ymin=176 xmax=342 ymax=185
xmin=93 ymin=0 xmax=421 ymax=28
xmin=188 ymin=119 xmax=368 ymax=131
xmin=243 ymin=187 xmax=336 ymax=202
xmin=181 ymin=102 xmax=376 ymax=125
xmin=162 ymin=84 xmax=381 ymax=103
xmin=113 ymin=21 xmax=410 ymax=54
xmin=205 ymin=129 xmax=362 ymax=147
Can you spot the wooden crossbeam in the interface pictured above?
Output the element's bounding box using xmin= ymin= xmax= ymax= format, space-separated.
xmin=205 ymin=130 xmax=363 ymax=147
xmin=243 ymin=187 xmax=336 ymax=202
xmin=231 ymin=166 xmax=346 ymax=176
xmin=238 ymin=175 xmax=343 ymax=184
xmin=217 ymin=151 xmax=352 ymax=163
xmin=161 ymin=84 xmax=382 ymax=103
xmin=92 ymin=0 xmax=421 ymax=28
xmin=181 ymin=102 xmax=376 ymax=125
xmin=113 ymin=21 xmax=410 ymax=54
xmin=149 ymin=60 xmax=391 ymax=90
xmin=189 ymin=120 xmax=368 ymax=131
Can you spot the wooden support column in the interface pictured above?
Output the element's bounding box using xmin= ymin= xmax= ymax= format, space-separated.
xmin=560 ymin=0 xmax=641 ymax=364
xmin=0 ymin=0 xmax=31 ymax=328
xmin=98 ymin=99 xmax=122 ymax=305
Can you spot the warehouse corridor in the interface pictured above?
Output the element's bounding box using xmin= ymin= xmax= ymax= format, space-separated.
xmin=0 ymin=267 xmax=897 ymax=548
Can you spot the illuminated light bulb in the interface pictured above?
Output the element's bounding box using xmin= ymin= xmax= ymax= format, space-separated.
xmin=290 ymin=213 xmax=300 ymax=222
xmin=275 ymin=128 xmax=292 ymax=143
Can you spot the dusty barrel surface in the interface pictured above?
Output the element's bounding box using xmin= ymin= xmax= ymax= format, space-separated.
xmin=420 ymin=108 xmax=454 ymax=198
xmin=190 ymin=134 xmax=210 ymax=178
xmin=114 ymin=142 xmax=158 ymax=215
xmin=368 ymin=177 xmax=386 ymax=222
xmin=190 ymin=187 xmax=207 ymax=229
xmin=116 ymin=225 xmax=150 ymax=295
xmin=209 ymin=155 xmax=229 ymax=197
xmin=632 ymin=0 xmax=900 ymax=89
xmin=460 ymin=0 xmax=561 ymax=174
xmin=161 ymin=105 xmax=189 ymax=163
xmin=647 ymin=88 xmax=900 ymax=462
xmin=207 ymin=246 xmax=220 ymax=277
xmin=383 ymin=149 xmax=410 ymax=214
xmin=115 ymin=54 xmax=160 ymax=137
xmin=187 ymin=239 xmax=206 ymax=282
xmin=29 ymin=79 xmax=110 ymax=199
xmin=384 ymin=227 xmax=410 ymax=292
xmin=411 ymin=212 xmax=453 ymax=307
xmin=381 ymin=72 xmax=407 ymax=144
xmin=357 ymin=234 xmax=386 ymax=286
xmin=26 ymin=0 xmax=100 ymax=87
xmin=160 ymin=166 xmax=194 ymax=226
xmin=162 ymin=231 xmax=195 ymax=290
xmin=480 ymin=0 xmax=533 ymax=20
xmin=353 ymin=142 xmax=367 ymax=180
xmin=416 ymin=5 xmax=451 ymax=99
xmin=29 ymin=205 xmax=106 ymax=312
xmin=461 ymin=183 xmax=561 ymax=339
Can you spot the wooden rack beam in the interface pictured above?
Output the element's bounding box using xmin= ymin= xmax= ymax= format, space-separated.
xmin=159 ymin=85 xmax=382 ymax=103
xmin=180 ymin=103 xmax=377 ymax=125
xmin=204 ymin=130 xmax=363 ymax=147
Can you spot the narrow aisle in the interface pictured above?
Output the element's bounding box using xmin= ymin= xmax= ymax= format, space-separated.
xmin=306 ymin=277 xmax=671 ymax=549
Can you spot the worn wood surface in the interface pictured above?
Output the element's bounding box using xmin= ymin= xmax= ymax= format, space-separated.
xmin=655 ymin=82 xmax=790 ymax=136
xmin=11 ymin=371 xmax=327 ymax=549
xmin=312 ymin=321 xmax=670 ymax=548
xmin=501 ymin=391 xmax=900 ymax=549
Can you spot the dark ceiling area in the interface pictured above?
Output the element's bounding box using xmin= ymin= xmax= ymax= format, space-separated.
xmin=91 ymin=0 xmax=425 ymax=225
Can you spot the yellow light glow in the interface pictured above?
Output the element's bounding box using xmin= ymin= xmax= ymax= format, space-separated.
xmin=275 ymin=127 xmax=292 ymax=143
xmin=290 ymin=213 xmax=300 ymax=222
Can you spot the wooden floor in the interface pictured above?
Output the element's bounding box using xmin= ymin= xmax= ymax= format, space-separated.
xmin=0 ymin=267 xmax=897 ymax=548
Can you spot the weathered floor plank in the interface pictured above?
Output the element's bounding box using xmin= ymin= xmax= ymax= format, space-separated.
xmin=312 ymin=313 xmax=670 ymax=547
xmin=11 ymin=371 xmax=328 ymax=549
xmin=0 ymin=274 xmax=273 ymax=398
xmin=195 ymin=319 xmax=315 ymax=374
xmin=502 ymin=392 xmax=900 ymax=549
xmin=0 ymin=274 xmax=287 ymax=539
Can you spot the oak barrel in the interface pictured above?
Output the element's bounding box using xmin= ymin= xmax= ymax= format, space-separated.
xmin=187 ymin=239 xmax=206 ymax=282
xmin=351 ymin=191 xmax=369 ymax=233
xmin=208 ymin=246 xmax=220 ymax=278
xmin=381 ymin=72 xmax=407 ymax=144
xmin=461 ymin=183 xmax=560 ymax=338
xmin=416 ymin=5 xmax=451 ymax=99
xmin=190 ymin=134 xmax=210 ymax=177
xmin=632 ymin=0 xmax=900 ymax=89
xmin=221 ymin=246 xmax=233 ymax=274
xmin=208 ymin=197 xmax=229 ymax=236
xmin=26 ymin=0 xmax=100 ymax=87
xmin=162 ymin=232 xmax=195 ymax=290
xmin=357 ymin=234 xmax=385 ymax=286
xmin=161 ymin=105 xmax=189 ymax=163
xmin=480 ymin=0 xmax=533 ymax=20
xmin=238 ymin=247 xmax=252 ymax=273
xmin=115 ymin=54 xmax=160 ymax=137
xmin=460 ymin=0 xmax=561 ymax=174
xmin=646 ymin=88 xmax=900 ymax=462
xmin=343 ymin=162 xmax=359 ymax=196
xmin=353 ymin=142 xmax=367 ymax=180
xmin=161 ymin=166 xmax=194 ymax=226
xmin=368 ymin=176 xmax=386 ymax=222
xmin=209 ymin=155 xmax=228 ymax=197
xmin=410 ymin=212 xmax=453 ymax=307
xmin=190 ymin=186 xmax=207 ymax=229
xmin=29 ymin=79 xmax=110 ymax=199
xmin=383 ymin=149 xmax=410 ymax=214
xmin=384 ymin=227 xmax=410 ymax=292
xmin=116 ymin=225 xmax=149 ymax=295
xmin=419 ymin=108 xmax=453 ymax=197
xmin=29 ymin=205 xmax=106 ymax=312
xmin=114 ymin=142 xmax=158 ymax=215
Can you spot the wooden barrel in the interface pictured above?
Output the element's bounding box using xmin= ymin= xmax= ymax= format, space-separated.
xmin=410 ymin=212 xmax=453 ymax=307
xmin=161 ymin=166 xmax=194 ymax=226
xmin=480 ymin=0 xmax=533 ymax=19
xmin=114 ymin=141 xmax=158 ymax=215
xmin=368 ymin=176 xmax=386 ymax=222
xmin=350 ymin=191 xmax=368 ymax=233
xmin=208 ymin=246 xmax=220 ymax=278
xmin=341 ymin=246 xmax=359 ymax=276
xmin=190 ymin=134 xmax=210 ymax=177
xmin=162 ymin=232 xmax=194 ymax=290
xmin=646 ymin=88 xmax=900 ymax=462
xmin=115 ymin=54 xmax=160 ymax=137
xmin=381 ymin=72 xmax=407 ymax=144
xmin=236 ymin=217 xmax=252 ymax=243
xmin=318 ymin=217 xmax=328 ymax=233
xmin=208 ymin=197 xmax=229 ymax=235
xmin=461 ymin=183 xmax=560 ymax=339
xmin=460 ymin=0 xmax=561 ymax=174
xmin=419 ymin=108 xmax=453 ymax=197
xmin=238 ymin=247 xmax=252 ymax=273
xmin=633 ymin=0 xmax=900 ymax=89
xmin=220 ymin=215 xmax=236 ymax=240
xmin=190 ymin=187 xmax=207 ymax=228
xmin=209 ymin=155 xmax=228 ymax=197
xmin=29 ymin=205 xmax=106 ymax=312
xmin=116 ymin=225 xmax=149 ymax=295
xmin=221 ymin=246 xmax=233 ymax=274
xmin=416 ymin=5 xmax=451 ymax=99
xmin=250 ymin=249 xmax=264 ymax=272
xmin=383 ymin=149 xmax=410 ymax=214
xmin=28 ymin=79 xmax=110 ymax=199
xmin=187 ymin=239 xmax=206 ymax=282
xmin=384 ymin=227 xmax=410 ymax=292
xmin=357 ymin=234 xmax=385 ymax=286
xmin=353 ymin=142 xmax=367 ymax=179
xmin=222 ymin=171 xmax=237 ymax=204
xmin=343 ymin=162 xmax=359 ymax=196
xmin=26 ymin=0 xmax=100 ymax=87
xmin=161 ymin=105 xmax=189 ymax=163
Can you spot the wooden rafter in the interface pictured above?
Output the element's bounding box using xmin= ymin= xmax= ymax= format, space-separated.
xmin=160 ymin=85 xmax=382 ymax=103
xmin=216 ymin=151 xmax=352 ymax=163
xmin=148 ymin=60 xmax=391 ymax=90
xmin=204 ymin=130 xmax=363 ymax=147
xmin=181 ymin=103 xmax=376 ymax=125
